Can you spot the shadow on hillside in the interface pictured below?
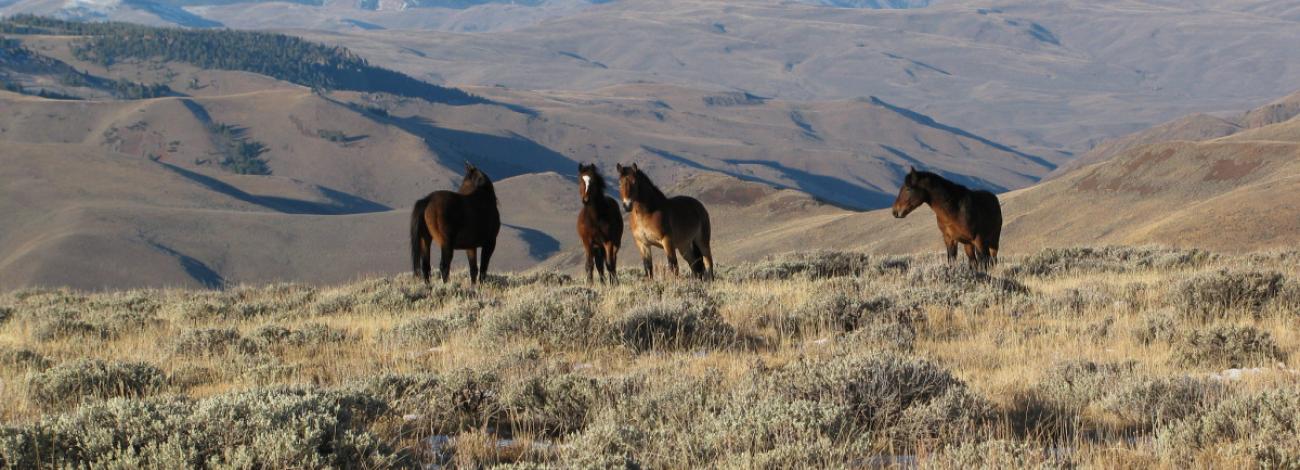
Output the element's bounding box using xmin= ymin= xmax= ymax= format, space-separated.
xmin=506 ymin=224 xmax=562 ymax=260
xmin=342 ymin=101 xmax=574 ymax=180
xmin=723 ymin=158 xmax=892 ymax=209
xmin=159 ymin=162 xmax=391 ymax=215
xmin=142 ymin=239 xmax=225 ymax=289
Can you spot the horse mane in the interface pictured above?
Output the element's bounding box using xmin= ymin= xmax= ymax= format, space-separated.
xmin=634 ymin=168 xmax=668 ymax=204
xmin=458 ymin=170 xmax=499 ymax=206
xmin=911 ymin=170 xmax=968 ymax=196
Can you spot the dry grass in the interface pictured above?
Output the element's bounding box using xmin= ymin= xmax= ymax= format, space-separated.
xmin=1 ymin=246 xmax=1298 ymax=467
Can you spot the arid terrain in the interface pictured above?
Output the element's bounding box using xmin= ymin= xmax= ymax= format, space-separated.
xmin=2 ymin=247 xmax=1299 ymax=467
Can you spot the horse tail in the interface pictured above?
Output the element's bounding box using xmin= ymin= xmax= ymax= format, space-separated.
xmin=690 ymin=203 xmax=712 ymax=274
xmin=410 ymin=196 xmax=430 ymax=275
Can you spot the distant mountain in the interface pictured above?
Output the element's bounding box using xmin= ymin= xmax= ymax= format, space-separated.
xmin=798 ymin=0 xmax=931 ymax=8
xmin=1050 ymin=91 xmax=1300 ymax=178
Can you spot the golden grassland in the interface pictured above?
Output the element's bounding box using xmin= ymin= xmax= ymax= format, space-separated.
xmin=1 ymin=246 xmax=1299 ymax=468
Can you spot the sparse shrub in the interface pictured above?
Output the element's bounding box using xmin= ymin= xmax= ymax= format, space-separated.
xmin=1045 ymin=283 xmax=1114 ymax=316
xmin=501 ymin=374 xmax=603 ymax=437
xmin=171 ymin=328 xmax=259 ymax=357
xmin=1133 ymin=309 xmax=1180 ymax=345
xmin=34 ymin=318 xmax=112 ymax=342
xmin=613 ymin=299 xmax=733 ymax=352
xmin=1171 ymin=325 xmax=1285 ymax=368
xmin=1157 ymin=388 xmax=1300 ymax=465
xmin=1010 ymin=246 xmax=1213 ymax=278
xmin=778 ymin=292 xmax=899 ymax=336
xmin=1174 ymin=270 xmax=1285 ymax=319
xmin=769 ymin=351 xmax=980 ymax=438
xmin=479 ymin=287 xmax=602 ymax=348
xmin=929 ymin=439 xmax=1071 ymax=469
xmin=729 ymin=250 xmax=874 ymax=281
xmin=253 ymin=323 xmax=352 ymax=347
xmin=1035 ymin=360 xmax=1140 ymax=411
xmin=0 ymin=345 xmax=50 ymax=371
xmin=355 ymin=370 xmax=502 ymax=434
xmin=0 ymin=388 xmax=399 ymax=468
xmin=26 ymin=359 xmax=167 ymax=407
xmin=0 ymin=305 xmax=11 ymax=325
xmin=383 ymin=317 xmax=450 ymax=348
xmin=1097 ymin=376 xmax=1226 ymax=432
xmin=508 ymin=271 xmax=574 ymax=288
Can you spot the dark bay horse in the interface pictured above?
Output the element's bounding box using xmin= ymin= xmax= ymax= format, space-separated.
xmin=410 ymin=163 xmax=501 ymax=284
xmin=892 ymin=167 xmax=1002 ymax=269
xmin=577 ymin=163 xmax=624 ymax=284
xmin=616 ymin=163 xmax=714 ymax=279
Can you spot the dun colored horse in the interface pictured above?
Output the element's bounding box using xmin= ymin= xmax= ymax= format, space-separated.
xmin=892 ymin=167 xmax=1002 ymax=269
xmin=577 ymin=164 xmax=624 ymax=284
xmin=616 ymin=163 xmax=714 ymax=279
xmin=411 ymin=163 xmax=501 ymax=284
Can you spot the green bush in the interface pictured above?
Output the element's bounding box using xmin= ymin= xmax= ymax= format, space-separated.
xmin=1171 ymin=325 xmax=1285 ymax=368
xmin=26 ymin=359 xmax=168 ymax=407
xmin=0 ymin=387 xmax=401 ymax=468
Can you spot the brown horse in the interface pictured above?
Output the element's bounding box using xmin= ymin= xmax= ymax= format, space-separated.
xmin=616 ymin=163 xmax=714 ymax=279
xmin=577 ymin=163 xmax=624 ymax=284
xmin=411 ymin=163 xmax=501 ymax=284
xmin=892 ymin=167 xmax=1002 ymax=269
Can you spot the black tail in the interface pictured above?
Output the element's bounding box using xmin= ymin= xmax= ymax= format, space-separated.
xmin=410 ymin=196 xmax=430 ymax=276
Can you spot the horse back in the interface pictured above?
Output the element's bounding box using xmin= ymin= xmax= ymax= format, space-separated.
xmin=666 ymin=195 xmax=710 ymax=237
xmin=426 ymin=190 xmax=499 ymax=248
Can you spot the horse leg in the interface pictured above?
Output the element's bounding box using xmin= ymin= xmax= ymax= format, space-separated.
xmin=662 ymin=239 xmax=680 ymax=277
xmin=583 ymin=242 xmax=596 ymax=284
xmin=988 ymin=243 xmax=999 ymax=268
xmin=438 ymin=244 xmax=454 ymax=283
xmin=637 ymin=240 xmax=653 ymax=279
xmin=697 ymin=242 xmax=715 ymax=281
xmin=605 ymin=242 xmax=619 ymax=285
xmin=420 ymin=237 xmax=432 ymax=285
xmin=479 ymin=241 xmax=496 ymax=282
xmin=465 ymin=248 xmax=479 ymax=284
xmin=963 ymin=243 xmax=978 ymax=270
xmin=944 ymin=235 xmax=958 ymax=264
xmin=972 ymin=237 xmax=989 ymax=271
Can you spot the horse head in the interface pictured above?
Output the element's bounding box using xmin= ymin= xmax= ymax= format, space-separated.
xmin=578 ymin=163 xmax=605 ymax=204
xmin=615 ymin=163 xmax=641 ymax=213
xmin=892 ymin=167 xmax=929 ymax=218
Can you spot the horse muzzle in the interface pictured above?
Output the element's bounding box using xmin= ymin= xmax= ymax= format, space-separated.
xmin=622 ymin=199 xmax=632 ymax=212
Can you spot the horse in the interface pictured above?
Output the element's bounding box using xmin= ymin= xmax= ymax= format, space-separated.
xmin=577 ymin=163 xmax=624 ymax=284
xmin=892 ymin=167 xmax=1002 ymax=269
xmin=616 ymin=163 xmax=714 ymax=280
xmin=410 ymin=162 xmax=501 ymax=284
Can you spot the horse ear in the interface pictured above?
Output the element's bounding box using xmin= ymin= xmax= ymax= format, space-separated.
xmin=908 ymin=166 xmax=916 ymax=175
xmin=632 ymin=163 xmax=639 ymax=172
xmin=616 ymin=163 xmax=624 ymax=173
xmin=465 ymin=161 xmax=474 ymax=172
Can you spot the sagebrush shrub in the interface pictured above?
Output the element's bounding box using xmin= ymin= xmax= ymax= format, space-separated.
xmin=501 ymin=374 xmax=604 ymax=437
xmin=0 ymin=345 xmax=50 ymax=371
xmin=1171 ymin=324 xmax=1285 ymax=368
xmin=0 ymin=388 xmax=400 ymax=468
xmin=1034 ymin=360 xmax=1140 ymax=411
xmin=479 ymin=287 xmax=602 ymax=348
xmin=1132 ymin=309 xmax=1180 ymax=345
xmin=253 ymin=323 xmax=351 ymax=347
xmin=354 ymin=370 xmax=502 ymax=434
xmin=171 ymin=328 xmax=259 ymax=357
xmin=1097 ymin=376 xmax=1226 ymax=432
xmin=929 ymin=439 xmax=1071 ymax=469
xmin=382 ymin=317 xmax=450 ymax=348
xmin=26 ymin=359 xmax=168 ymax=407
xmin=614 ymin=299 xmax=733 ymax=352
xmin=34 ymin=318 xmax=112 ymax=342
xmin=1009 ymin=246 xmax=1212 ymax=278
xmin=1157 ymin=389 xmax=1300 ymax=465
xmin=1174 ymin=270 xmax=1285 ymax=319
xmin=729 ymin=250 xmax=874 ymax=281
